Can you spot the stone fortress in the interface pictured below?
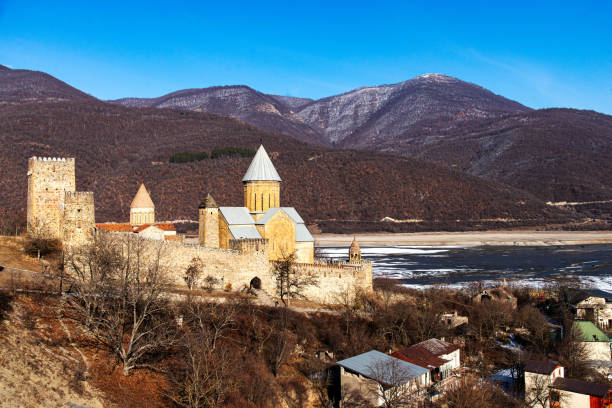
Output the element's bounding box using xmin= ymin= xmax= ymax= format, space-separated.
xmin=26 ymin=147 xmax=373 ymax=303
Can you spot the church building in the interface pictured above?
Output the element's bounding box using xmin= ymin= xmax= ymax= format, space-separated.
xmin=96 ymin=183 xmax=178 ymax=241
xmin=199 ymin=145 xmax=315 ymax=263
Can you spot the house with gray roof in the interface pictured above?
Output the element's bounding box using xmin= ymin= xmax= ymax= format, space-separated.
xmin=336 ymin=350 xmax=430 ymax=406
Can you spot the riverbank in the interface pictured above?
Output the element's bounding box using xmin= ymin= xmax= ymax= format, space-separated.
xmin=313 ymin=230 xmax=612 ymax=247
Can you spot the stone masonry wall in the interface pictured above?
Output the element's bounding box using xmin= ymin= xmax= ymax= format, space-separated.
xmin=95 ymin=230 xmax=273 ymax=292
xmin=27 ymin=157 xmax=76 ymax=238
xmin=78 ymin=231 xmax=372 ymax=304
xmin=295 ymin=261 xmax=373 ymax=304
xmin=63 ymin=191 xmax=95 ymax=247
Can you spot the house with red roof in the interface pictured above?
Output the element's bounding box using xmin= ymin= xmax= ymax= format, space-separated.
xmin=391 ymin=338 xmax=460 ymax=382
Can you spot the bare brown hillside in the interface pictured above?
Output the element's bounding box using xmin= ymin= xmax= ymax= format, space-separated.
xmin=0 ymin=101 xmax=573 ymax=231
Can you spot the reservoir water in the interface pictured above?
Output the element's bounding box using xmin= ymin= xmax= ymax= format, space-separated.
xmin=319 ymin=245 xmax=612 ymax=290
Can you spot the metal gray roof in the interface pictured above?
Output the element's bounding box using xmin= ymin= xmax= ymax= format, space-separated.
xmin=255 ymin=207 xmax=305 ymax=225
xmin=255 ymin=207 xmax=282 ymax=225
xmin=229 ymin=226 xmax=262 ymax=239
xmin=295 ymin=224 xmax=314 ymax=242
xmin=337 ymin=350 xmax=428 ymax=385
xmin=242 ymin=145 xmax=282 ymax=182
xmin=219 ymin=207 xmax=255 ymax=225
xmin=280 ymin=207 xmax=304 ymax=224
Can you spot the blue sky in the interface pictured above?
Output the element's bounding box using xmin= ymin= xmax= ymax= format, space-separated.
xmin=1 ymin=0 xmax=611 ymax=113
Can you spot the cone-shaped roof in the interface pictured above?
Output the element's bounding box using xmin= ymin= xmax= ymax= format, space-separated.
xmin=199 ymin=193 xmax=218 ymax=209
xmin=242 ymin=145 xmax=282 ymax=182
xmin=130 ymin=183 xmax=155 ymax=208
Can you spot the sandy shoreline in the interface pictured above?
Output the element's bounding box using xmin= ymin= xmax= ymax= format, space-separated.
xmin=313 ymin=230 xmax=612 ymax=247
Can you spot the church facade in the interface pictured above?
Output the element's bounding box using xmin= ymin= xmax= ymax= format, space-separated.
xmin=199 ymin=145 xmax=314 ymax=263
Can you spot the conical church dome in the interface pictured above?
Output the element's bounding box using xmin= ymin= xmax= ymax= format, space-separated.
xmin=130 ymin=183 xmax=155 ymax=209
xmin=242 ymin=145 xmax=282 ymax=182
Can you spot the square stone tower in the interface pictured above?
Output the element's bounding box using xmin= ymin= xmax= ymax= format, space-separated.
xmin=27 ymin=157 xmax=76 ymax=238
xmin=63 ymin=191 xmax=95 ymax=247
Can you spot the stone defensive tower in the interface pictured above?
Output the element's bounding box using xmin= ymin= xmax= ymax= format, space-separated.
xmin=63 ymin=191 xmax=95 ymax=247
xmin=199 ymin=193 xmax=219 ymax=248
xmin=349 ymin=237 xmax=362 ymax=262
xmin=27 ymin=157 xmax=76 ymax=238
xmin=130 ymin=183 xmax=155 ymax=226
xmin=242 ymin=145 xmax=281 ymax=213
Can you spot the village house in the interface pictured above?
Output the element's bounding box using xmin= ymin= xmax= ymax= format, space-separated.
xmin=524 ymin=360 xmax=611 ymax=408
xmin=573 ymin=321 xmax=611 ymax=361
xmin=391 ymin=338 xmax=460 ymax=383
xmin=524 ymin=360 xmax=565 ymax=405
xmin=576 ymin=295 xmax=612 ymax=330
xmin=440 ymin=311 xmax=468 ymax=329
xmin=336 ymin=350 xmax=430 ymax=406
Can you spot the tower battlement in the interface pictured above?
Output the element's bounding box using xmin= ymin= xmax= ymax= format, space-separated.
xmin=29 ymin=156 xmax=74 ymax=163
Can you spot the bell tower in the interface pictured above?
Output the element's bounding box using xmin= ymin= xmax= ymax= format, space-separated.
xmin=242 ymin=145 xmax=281 ymax=213
xmin=349 ymin=237 xmax=362 ymax=262
xmin=199 ymin=193 xmax=219 ymax=248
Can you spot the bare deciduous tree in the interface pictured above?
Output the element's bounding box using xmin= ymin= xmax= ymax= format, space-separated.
xmin=66 ymin=232 xmax=177 ymax=375
xmin=272 ymin=251 xmax=318 ymax=307
xmin=367 ymin=358 xmax=421 ymax=408
xmin=169 ymin=298 xmax=239 ymax=408
xmin=525 ymin=373 xmax=566 ymax=408
xmin=184 ymin=257 xmax=203 ymax=290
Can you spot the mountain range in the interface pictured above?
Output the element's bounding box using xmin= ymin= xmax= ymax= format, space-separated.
xmin=110 ymin=72 xmax=612 ymax=208
xmin=0 ymin=64 xmax=610 ymax=231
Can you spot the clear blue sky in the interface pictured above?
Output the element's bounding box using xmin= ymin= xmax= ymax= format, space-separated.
xmin=1 ymin=0 xmax=611 ymax=113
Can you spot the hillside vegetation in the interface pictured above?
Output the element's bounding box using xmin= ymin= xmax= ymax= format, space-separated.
xmin=0 ymin=100 xmax=573 ymax=231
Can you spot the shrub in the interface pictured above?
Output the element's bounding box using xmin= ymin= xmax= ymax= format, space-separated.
xmin=169 ymin=151 xmax=209 ymax=163
xmin=23 ymin=236 xmax=62 ymax=258
xmin=211 ymin=147 xmax=256 ymax=159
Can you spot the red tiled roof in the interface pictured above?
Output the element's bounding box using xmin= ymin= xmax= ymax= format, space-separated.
xmin=134 ymin=223 xmax=176 ymax=233
xmin=96 ymin=223 xmax=135 ymax=232
xmin=391 ymin=350 xmax=448 ymax=370
xmin=164 ymin=235 xmax=182 ymax=242
xmin=392 ymin=339 xmax=459 ymax=370
xmin=416 ymin=338 xmax=460 ymax=356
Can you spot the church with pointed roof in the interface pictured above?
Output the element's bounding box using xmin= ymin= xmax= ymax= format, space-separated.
xmin=95 ymin=183 xmax=178 ymax=241
xmin=199 ymin=145 xmax=314 ymax=263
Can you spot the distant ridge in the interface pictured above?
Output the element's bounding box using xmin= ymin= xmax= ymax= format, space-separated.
xmin=110 ymin=74 xmax=529 ymax=148
xmin=0 ymin=65 xmax=95 ymax=102
xmin=111 ymin=85 xmax=329 ymax=145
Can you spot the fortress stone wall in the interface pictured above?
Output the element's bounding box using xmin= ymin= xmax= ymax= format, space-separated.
xmin=92 ymin=231 xmax=372 ymax=304
xmin=63 ymin=191 xmax=96 ymax=247
xmin=296 ymin=261 xmax=373 ymax=303
xmin=28 ymin=156 xmax=373 ymax=304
